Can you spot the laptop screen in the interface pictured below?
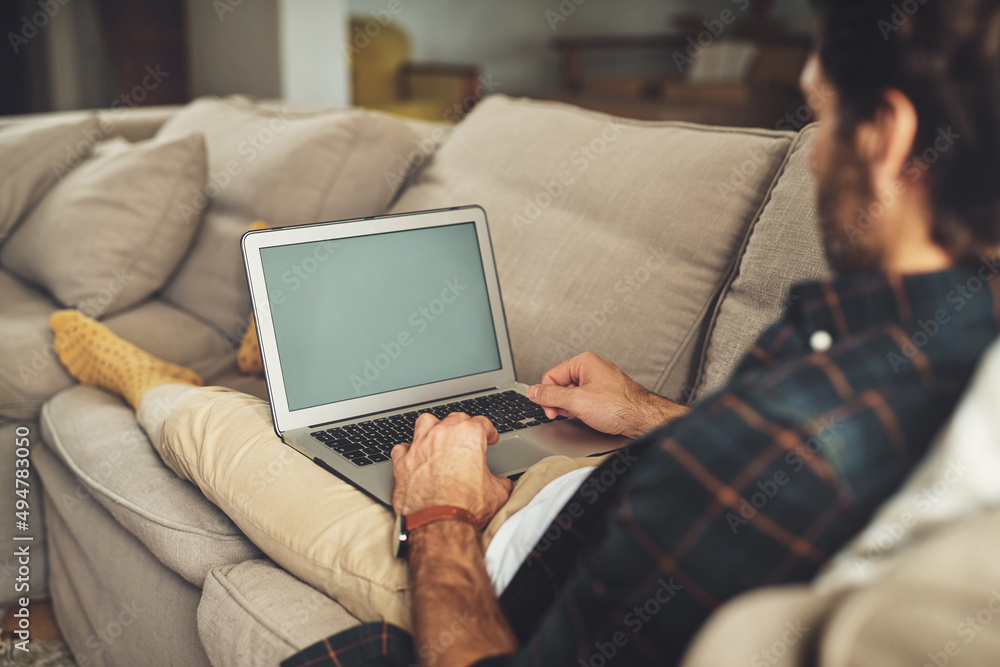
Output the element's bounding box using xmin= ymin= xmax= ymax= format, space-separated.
xmin=258 ymin=221 xmax=503 ymax=411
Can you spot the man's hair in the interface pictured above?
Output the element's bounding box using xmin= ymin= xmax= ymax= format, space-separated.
xmin=811 ymin=0 xmax=1000 ymax=259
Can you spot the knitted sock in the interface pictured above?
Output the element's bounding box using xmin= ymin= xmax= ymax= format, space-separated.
xmin=50 ymin=310 xmax=203 ymax=410
xmin=238 ymin=220 xmax=268 ymax=376
xmin=237 ymin=316 xmax=264 ymax=375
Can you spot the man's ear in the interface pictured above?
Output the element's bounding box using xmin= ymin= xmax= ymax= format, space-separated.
xmin=854 ymin=88 xmax=919 ymax=192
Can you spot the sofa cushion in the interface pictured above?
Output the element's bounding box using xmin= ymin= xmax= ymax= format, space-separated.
xmin=155 ymin=96 xmax=441 ymax=338
xmin=36 ymin=439 xmax=212 ymax=667
xmin=204 ymin=370 xmax=269 ymax=401
xmin=39 ymin=386 xmax=262 ymax=586
xmin=0 ymin=273 xmax=236 ymax=421
xmin=102 ymin=298 xmax=237 ymax=382
xmin=681 ymin=585 xmax=845 ymax=667
xmin=0 ymin=114 xmax=100 ymax=243
xmin=694 ymin=125 xmax=831 ymax=399
xmin=96 ymin=105 xmax=182 ymax=143
xmin=0 ymin=133 xmax=209 ymax=318
xmin=0 ymin=107 xmax=177 ymax=145
xmin=391 ymin=95 xmax=795 ymax=400
xmin=683 ymin=507 xmax=1000 ymax=667
xmin=0 ymin=269 xmax=73 ymax=421
xmin=198 ymin=560 xmax=359 ymax=667
xmin=818 ymin=507 xmax=1000 ymax=667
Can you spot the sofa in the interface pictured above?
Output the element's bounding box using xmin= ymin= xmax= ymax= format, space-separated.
xmin=1 ymin=93 xmax=998 ymax=666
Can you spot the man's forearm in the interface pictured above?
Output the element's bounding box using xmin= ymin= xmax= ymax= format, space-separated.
xmin=626 ymin=392 xmax=691 ymax=439
xmin=409 ymin=521 xmax=518 ymax=667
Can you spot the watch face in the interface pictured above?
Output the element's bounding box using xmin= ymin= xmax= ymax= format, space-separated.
xmin=394 ymin=514 xmax=407 ymax=559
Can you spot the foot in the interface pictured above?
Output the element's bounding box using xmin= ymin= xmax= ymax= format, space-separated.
xmin=237 ymin=316 xmax=263 ymax=376
xmin=238 ymin=220 xmax=268 ymax=376
xmin=50 ymin=310 xmax=203 ymax=409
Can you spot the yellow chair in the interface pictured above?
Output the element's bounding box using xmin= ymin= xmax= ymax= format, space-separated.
xmin=349 ymin=17 xmax=482 ymax=122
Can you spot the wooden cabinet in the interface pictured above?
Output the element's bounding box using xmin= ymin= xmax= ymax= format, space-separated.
xmin=91 ymin=0 xmax=189 ymax=106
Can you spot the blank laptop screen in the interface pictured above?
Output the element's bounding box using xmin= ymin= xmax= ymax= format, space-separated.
xmin=258 ymin=222 xmax=503 ymax=411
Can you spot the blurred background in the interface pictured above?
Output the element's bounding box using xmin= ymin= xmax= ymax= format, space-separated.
xmin=0 ymin=0 xmax=817 ymax=128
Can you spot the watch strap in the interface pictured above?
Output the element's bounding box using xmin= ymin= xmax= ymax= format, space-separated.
xmin=405 ymin=505 xmax=478 ymax=532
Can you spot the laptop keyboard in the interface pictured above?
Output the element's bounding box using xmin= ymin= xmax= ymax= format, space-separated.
xmin=310 ymin=390 xmax=566 ymax=467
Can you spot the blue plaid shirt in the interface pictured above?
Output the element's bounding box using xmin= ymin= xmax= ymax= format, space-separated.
xmin=284 ymin=265 xmax=1000 ymax=667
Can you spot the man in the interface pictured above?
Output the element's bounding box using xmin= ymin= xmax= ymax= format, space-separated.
xmin=49 ymin=0 xmax=1000 ymax=665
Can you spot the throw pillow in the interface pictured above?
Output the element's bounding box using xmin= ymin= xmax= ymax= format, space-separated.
xmin=0 ymin=114 xmax=101 ymax=243
xmin=389 ymin=94 xmax=796 ymax=400
xmin=694 ymin=125 xmax=830 ymax=400
xmin=153 ymin=96 xmax=445 ymax=337
xmin=0 ymin=133 xmax=209 ymax=318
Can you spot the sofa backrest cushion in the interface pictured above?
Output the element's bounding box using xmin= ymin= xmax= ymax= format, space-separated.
xmin=0 ymin=268 xmax=73 ymax=421
xmin=390 ymin=95 xmax=795 ymax=400
xmin=0 ymin=133 xmax=209 ymax=318
xmin=693 ymin=125 xmax=831 ymax=399
xmin=0 ymin=114 xmax=100 ymax=243
xmin=155 ymin=96 xmax=442 ymax=338
xmin=0 ymin=107 xmax=179 ymax=144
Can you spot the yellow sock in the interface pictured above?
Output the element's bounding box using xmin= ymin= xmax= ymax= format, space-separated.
xmin=50 ymin=310 xmax=203 ymax=410
xmin=238 ymin=316 xmax=263 ymax=376
xmin=238 ymin=220 xmax=268 ymax=376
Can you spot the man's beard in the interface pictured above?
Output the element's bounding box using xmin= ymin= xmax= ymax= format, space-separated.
xmin=815 ymin=139 xmax=884 ymax=274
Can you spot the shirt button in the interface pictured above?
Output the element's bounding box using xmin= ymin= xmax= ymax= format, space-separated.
xmin=810 ymin=330 xmax=833 ymax=352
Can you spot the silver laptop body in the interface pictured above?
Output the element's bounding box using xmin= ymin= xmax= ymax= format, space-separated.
xmin=242 ymin=206 xmax=628 ymax=506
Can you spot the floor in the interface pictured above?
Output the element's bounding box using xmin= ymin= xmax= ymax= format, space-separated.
xmin=0 ymin=602 xmax=73 ymax=666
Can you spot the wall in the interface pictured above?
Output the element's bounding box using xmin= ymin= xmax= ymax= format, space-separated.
xmin=44 ymin=0 xmax=116 ymax=111
xmin=186 ymin=0 xmax=283 ymax=99
xmin=186 ymin=0 xmax=350 ymax=105
xmin=278 ymin=0 xmax=351 ymax=106
xmin=696 ymin=0 xmax=814 ymax=21
xmin=31 ymin=0 xmax=812 ymax=112
xmin=345 ymin=0 xmax=814 ymax=94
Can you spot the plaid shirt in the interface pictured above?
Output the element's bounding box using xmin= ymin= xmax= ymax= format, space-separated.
xmin=284 ymin=266 xmax=1000 ymax=667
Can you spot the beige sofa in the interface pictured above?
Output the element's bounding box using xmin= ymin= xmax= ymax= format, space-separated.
xmin=0 ymin=94 xmax=997 ymax=666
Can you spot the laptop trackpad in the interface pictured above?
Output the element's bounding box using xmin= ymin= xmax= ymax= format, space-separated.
xmin=487 ymin=436 xmax=550 ymax=478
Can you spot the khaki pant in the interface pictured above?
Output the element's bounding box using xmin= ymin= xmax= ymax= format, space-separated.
xmin=138 ymin=384 xmax=603 ymax=631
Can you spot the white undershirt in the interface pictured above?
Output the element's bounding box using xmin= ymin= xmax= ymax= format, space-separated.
xmin=484 ymin=466 xmax=597 ymax=595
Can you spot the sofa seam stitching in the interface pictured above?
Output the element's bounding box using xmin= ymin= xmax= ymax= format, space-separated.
xmin=506 ymin=94 xmax=794 ymax=138
xmin=689 ymin=126 xmax=814 ymax=399
xmin=202 ymin=566 xmax=299 ymax=652
xmin=652 ymin=132 xmax=797 ymax=399
xmin=41 ymin=393 xmax=251 ymax=542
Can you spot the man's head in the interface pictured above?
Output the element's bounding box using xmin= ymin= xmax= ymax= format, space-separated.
xmin=804 ymin=0 xmax=1000 ymax=273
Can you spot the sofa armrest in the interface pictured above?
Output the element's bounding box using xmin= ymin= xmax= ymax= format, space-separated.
xmin=683 ymin=507 xmax=1000 ymax=666
xmin=198 ymin=560 xmax=360 ymax=667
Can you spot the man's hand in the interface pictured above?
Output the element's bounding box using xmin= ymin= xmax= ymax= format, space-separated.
xmin=397 ymin=414 xmax=520 ymax=665
xmin=391 ymin=413 xmax=513 ymax=527
xmin=528 ymin=352 xmax=690 ymax=439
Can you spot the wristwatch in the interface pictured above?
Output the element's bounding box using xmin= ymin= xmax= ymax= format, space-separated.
xmin=394 ymin=505 xmax=478 ymax=558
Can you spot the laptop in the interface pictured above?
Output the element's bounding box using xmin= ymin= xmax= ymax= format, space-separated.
xmin=241 ymin=205 xmax=628 ymax=506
